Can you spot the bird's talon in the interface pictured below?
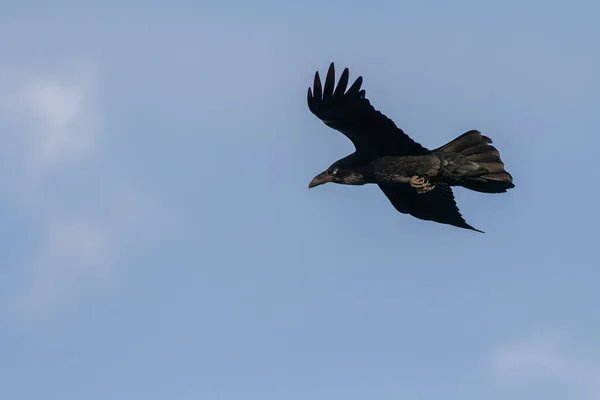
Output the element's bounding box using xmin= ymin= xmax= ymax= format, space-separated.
xmin=410 ymin=176 xmax=435 ymax=193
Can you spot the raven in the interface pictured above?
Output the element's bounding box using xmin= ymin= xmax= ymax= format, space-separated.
xmin=307 ymin=63 xmax=514 ymax=232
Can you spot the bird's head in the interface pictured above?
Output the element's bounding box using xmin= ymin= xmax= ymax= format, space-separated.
xmin=308 ymin=166 xmax=366 ymax=188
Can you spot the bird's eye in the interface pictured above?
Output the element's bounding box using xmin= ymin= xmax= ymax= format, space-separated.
xmin=331 ymin=169 xmax=339 ymax=176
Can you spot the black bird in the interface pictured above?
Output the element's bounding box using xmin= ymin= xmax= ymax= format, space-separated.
xmin=307 ymin=63 xmax=514 ymax=232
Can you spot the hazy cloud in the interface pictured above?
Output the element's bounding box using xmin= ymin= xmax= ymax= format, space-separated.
xmin=490 ymin=333 xmax=600 ymax=396
xmin=0 ymin=60 xmax=153 ymax=321
xmin=12 ymin=189 xmax=152 ymax=318
xmin=22 ymin=78 xmax=98 ymax=166
xmin=0 ymin=62 xmax=100 ymax=173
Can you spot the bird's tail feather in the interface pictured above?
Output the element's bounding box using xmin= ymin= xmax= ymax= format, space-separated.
xmin=436 ymin=130 xmax=515 ymax=193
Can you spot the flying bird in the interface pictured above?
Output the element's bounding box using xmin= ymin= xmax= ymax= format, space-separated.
xmin=307 ymin=62 xmax=514 ymax=232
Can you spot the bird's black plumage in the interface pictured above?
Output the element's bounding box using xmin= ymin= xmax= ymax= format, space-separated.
xmin=307 ymin=64 xmax=429 ymax=160
xmin=307 ymin=63 xmax=514 ymax=232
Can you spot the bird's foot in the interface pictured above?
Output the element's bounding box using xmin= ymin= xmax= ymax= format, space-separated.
xmin=410 ymin=176 xmax=436 ymax=194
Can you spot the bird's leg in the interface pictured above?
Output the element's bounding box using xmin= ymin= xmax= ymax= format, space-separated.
xmin=410 ymin=176 xmax=436 ymax=194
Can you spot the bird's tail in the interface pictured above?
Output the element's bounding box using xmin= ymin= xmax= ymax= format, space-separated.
xmin=435 ymin=130 xmax=515 ymax=193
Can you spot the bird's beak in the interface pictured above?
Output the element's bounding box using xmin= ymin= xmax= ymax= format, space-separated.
xmin=308 ymin=171 xmax=331 ymax=189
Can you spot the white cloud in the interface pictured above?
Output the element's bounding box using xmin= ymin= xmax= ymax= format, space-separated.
xmin=12 ymin=188 xmax=153 ymax=318
xmin=0 ymin=61 xmax=99 ymax=176
xmin=36 ymin=71 xmax=96 ymax=170
xmin=491 ymin=334 xmax=563 ymax=374
xmin=0 ymin=60 xmax=154 ymax=322
xmin=490 ymin=333 xmax=600 ymax=396
xmin=22 ymin=78 xmax=98 ymax=165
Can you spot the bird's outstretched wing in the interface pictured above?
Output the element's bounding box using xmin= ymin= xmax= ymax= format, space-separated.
xmin=307 ymin=62 xmax=429 ymax=159
xmin=378 ymin=183 xmax=483 ymax=232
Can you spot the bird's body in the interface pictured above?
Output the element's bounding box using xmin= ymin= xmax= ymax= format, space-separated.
xmin=312 ymin=130 xmax=513 ymax=192
xmin=355 ymin=154 xmax=443 ymax=184
xmin=306 ymin=63 xmax=514 ymax=232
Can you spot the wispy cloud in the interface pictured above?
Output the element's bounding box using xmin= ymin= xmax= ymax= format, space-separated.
xmin=21 ymin=77 xmax=98 ymax=166
xmin=491 ymin=334 xmax=564 ymax=374
xmin=490 ymin=332 xmax=600 ymax=396
xmin=0 ymin=60 xmax=154 ymax=322
xmin=1 ymin=62 xmax=100 ymax=174
xmin=12 ymin=188 xmax=152 ymax=318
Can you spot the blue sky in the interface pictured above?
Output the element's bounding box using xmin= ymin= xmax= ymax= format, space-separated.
xmin=1 ymin=1 xmax=599 ymax=399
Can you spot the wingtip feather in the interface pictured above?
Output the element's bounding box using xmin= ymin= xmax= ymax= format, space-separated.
xmin=333 ymin=67 xmax=350 ymax=97
xmin=323 ymin=63 xmax=336 ymax=99
xmin=307 ymin=87 xmax=315 ymax=113
xmin=347 ymin=76 xmax=363 ymax=94
xmin=313 ymin=71 xmax=322 ymax=99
